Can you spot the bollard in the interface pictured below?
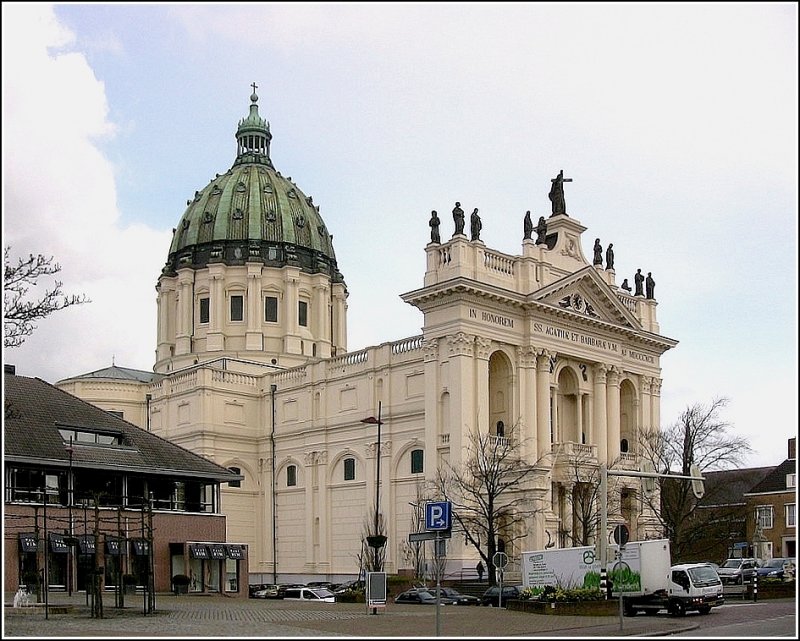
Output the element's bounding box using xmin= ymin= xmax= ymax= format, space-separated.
xmin=753 ymin=575 xmax=758 ymax=602
xmin=600 ymin=568 xmax=608 ymax=600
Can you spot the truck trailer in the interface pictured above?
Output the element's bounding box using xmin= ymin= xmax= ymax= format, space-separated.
xmin=521 ymin=539 xmax=724 ymax=616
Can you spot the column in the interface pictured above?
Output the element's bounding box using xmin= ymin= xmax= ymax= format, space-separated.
xmin=423 ymin=340 xmax=441 ymax=478
xmin=245 ymin=264 xmax=263 ymax=351
xmin=207 ymin=265 xmax=225 ymax=352
xmin=518 ymin=346 xmax=538 ymax=460
xmin=475 ymin=338 xmax=492 ymax=435
xmin=593 ymin=364 xmax=608 ymax=464
xmin=317 ymin=452 xmax=329 ymax=571
xmin=175 ymin=270 xmax=194 ymax=355
xmin=606 ymin=367 xmax=621 ymax=462
xmin=303 ymin=452 xmax=316 ymax=568
xmin=651 ymin=378 xmax=662 ymax=432
xmin=640 ymin=376 xmax=653 ymax=432
xmin=576 ymin=393 xmax=584 ymax=444
xmin=447 ymin=332 xmax=476 ymax=467
xmin=536 ymin=350 xmax=551 ymax=458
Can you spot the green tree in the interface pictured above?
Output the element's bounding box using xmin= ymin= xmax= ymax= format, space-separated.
xmin=4 ymin=246 xmax=90 ymax=348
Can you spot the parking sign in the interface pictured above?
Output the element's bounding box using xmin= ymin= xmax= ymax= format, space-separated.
xmin=425 ymin=501 xmax=451 ymax=531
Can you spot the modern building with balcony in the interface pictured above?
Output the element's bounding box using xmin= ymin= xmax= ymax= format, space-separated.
xmin=55 ymin=86 xmax=677 ymax=585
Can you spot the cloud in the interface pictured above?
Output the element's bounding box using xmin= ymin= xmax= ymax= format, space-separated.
xmin=3 ymin=4 xmax=169 ymax=382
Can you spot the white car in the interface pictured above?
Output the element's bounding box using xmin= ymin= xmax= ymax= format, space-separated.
xmin=282 ymin=586 xmax=336 ymax=603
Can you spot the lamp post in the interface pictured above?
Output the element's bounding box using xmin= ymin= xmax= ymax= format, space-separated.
xmin=361 ymin=402 xmax=385 ymax=615
xmin=361 ymin=403 xmax=385 ymax=562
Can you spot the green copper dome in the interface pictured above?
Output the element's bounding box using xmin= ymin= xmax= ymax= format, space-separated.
xmin=163 ymin=85 xmax=343 ymax=283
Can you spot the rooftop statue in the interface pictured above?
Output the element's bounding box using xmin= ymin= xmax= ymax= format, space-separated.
xmin=429 ymin=210 xmax=441 ymax=244
xmin=452 ymin=202 xmax=465 ymax=236
xmin=548 ymin=170 xmax=572 ymax=216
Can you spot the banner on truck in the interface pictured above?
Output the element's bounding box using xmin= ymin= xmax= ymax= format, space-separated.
xmin=522 ymin=544 xmax=644 ymax=594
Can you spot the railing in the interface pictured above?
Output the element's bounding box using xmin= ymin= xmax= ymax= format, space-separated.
xmin=482 ymin=250 xmax=515 ymax=276
xmin=391 ymin=336 xmax=424 ymax=354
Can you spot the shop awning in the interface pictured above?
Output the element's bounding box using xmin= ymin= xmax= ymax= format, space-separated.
xmin=19 ymin=533 xmax=38 ymax=553
xmin=225 ymin=545 xmax=244 ymax=559
xmin=78 ymin=535 xmax=96 ymax=555
xmin=208 ymin=544 xmax=226 ymax=559
xmin=106 ymin=538 xmax=125 ymax=556
xmin=189 ymin=544 xmax=209 ymax=559
xmin=49 ymin=533 xmax=69 ymax=554
xmin=130 ymin=539 xmax=150 ymax=556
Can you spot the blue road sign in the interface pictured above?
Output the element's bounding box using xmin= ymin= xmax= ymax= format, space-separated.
xmin=425 ymin=501 xmax=451 ymax=531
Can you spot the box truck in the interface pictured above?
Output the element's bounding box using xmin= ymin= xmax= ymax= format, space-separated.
xmin=521 ymin=539 xmax=724 ymax=616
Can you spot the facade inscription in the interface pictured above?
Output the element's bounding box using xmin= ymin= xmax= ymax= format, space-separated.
xmin=532 ymin=322 xmax=619 ymax=353
xmin=469 ymin=308 xmax=514 ymax=328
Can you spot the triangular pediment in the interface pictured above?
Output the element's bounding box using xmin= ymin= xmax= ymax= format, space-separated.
xmin=530 ymin=266 xmax=641 ymax=329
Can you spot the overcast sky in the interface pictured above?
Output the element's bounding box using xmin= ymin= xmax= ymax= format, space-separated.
xmin=3 ymin=3 xmax=797 ymax=468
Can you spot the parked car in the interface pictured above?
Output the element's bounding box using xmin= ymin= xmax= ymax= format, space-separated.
xmin=333 ymin=579 xmax=364 ymax=594
xmin=282 ymin=586 xmax=336 ymax=603
xmin=394 ymin=588 xmax=438 ymax=605
xmin=480 ymin=585 xmax=521 ymax=607
xmin=429 ymin=587 xmax=480 ymax=605
xmin=756 ymin=558 xmax=795 ymax=580
xmin=251 ymin=584 xmax=282 ymax=599
xmin=717 ymin=558 xmax=759 ymax=584
xmin=307 ymin=581 xmax=338 ymax=590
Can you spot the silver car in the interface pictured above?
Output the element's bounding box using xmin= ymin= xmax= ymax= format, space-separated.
xmin=717 ymin=558 xmax=759 ymax=585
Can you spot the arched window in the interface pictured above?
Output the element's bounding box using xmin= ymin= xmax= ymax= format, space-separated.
xmin=411 ymin=449 xmax=424 ymax=474
xmin=344 ymin=458 xmax=355 ymax=481
xmin=287 ymin=465 xmax=297 ymax=487
xmin=620 ymin=439 xmax=629 ymax=453
xmin=227 ymin=467 xmax=241 ymax=488
xmin=496 ymin=421 xmax=505 ymax=438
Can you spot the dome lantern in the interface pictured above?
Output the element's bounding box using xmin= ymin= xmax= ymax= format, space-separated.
xmin=234 ymin=82 xmax=273 ymax=167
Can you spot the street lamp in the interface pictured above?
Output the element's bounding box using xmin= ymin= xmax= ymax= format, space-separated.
xmin=361 ymin=403 xmax=386 ymax=565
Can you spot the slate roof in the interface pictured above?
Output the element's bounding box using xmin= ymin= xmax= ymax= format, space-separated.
xmin=57 ymin=365 xmax=159 ymax=384
xmin=4 ymin=372 xmax=238 ymax=482
xmin=697 ymin=467 xmax=775 ymax=508
xmin=745 ymin=458 xmax=797 ymax=495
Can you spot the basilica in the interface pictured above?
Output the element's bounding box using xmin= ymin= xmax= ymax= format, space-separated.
xmin=57 ymin=86 xmax=677 ymax=585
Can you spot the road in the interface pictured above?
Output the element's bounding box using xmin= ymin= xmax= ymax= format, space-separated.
xmin=669 ymin=599 xmax=796 ymax=637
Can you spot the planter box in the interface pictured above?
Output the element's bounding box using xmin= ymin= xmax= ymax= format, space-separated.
xmin=753 ymin=580 xmax=795 ymax=600
xmin=507 ymin=599 xmax=618 ymax=616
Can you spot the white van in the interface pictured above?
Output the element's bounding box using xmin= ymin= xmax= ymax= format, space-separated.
xmin=668 ymin=563 xmax=724 ymax=616
xmin=282 ymin=586 xmax=336 ymax=603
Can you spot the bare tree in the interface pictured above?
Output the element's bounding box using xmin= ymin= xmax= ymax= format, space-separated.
xmin=554 ymin=449 xmax=625 ymax=548
xmin=4 ymin=246 xmax=90 ymax=348
xmin=361 ymin=504 xmax=387 ymax=573
xmin=400 ymin=482 xmax=429 ymax=583
xmin=431 ymin=422 xmax=546 ymax=585
xmin=639 ymin=397 xmax=752 ymax=560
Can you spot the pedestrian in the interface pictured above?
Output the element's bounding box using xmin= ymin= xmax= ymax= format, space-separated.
xmin=477 ymin=560 xmax=485 ymax=581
